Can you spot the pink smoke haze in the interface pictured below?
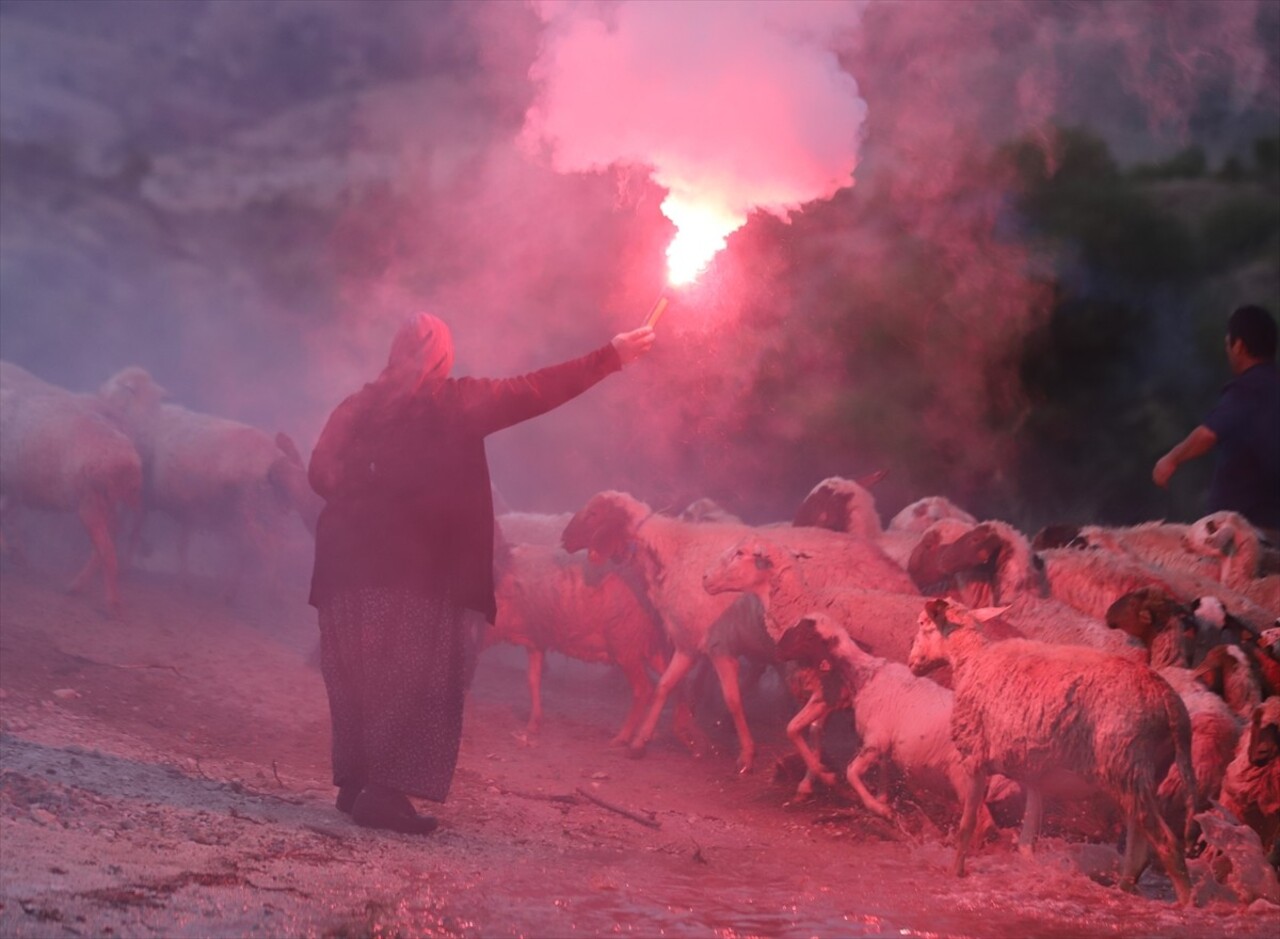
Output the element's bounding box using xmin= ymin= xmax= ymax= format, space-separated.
xmin=523 ymin=0 xmax=869 ymax=284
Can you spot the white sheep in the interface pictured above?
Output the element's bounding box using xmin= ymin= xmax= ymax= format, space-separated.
xmin=0 ymin=383 xmax=142 ymax=613
xmin=887 ymin=495 xmax=978 ymax=533
xmin=1157 ymin=665 xmax=1243 ymax=804
xmin=776 ymin=611 xmax=1000 ymax=835
xmin=908 ymin=597 xmax=1197 ymax=904
xmin=561 ymin=491 xmax=771 ymax=772
xmin=0 ymin=361 xmax=69 ymax=396
xmin=1184 ymin=511 xmax=1280 ymax=616
xmin=791 ymin=476 xmax=976 ymax=572
xmin=561 ymin=490 xmax=914 ymax=774
xmin=702 ymin=533 xmax=925 ymax=661
xmin=679 ymin=498 xmax=744 ymax=525
xmin=99 ymin=366 xmax=316 ymax=585
xmin=977 ymin=517 xmax=1278 ymax=634
xmin=1193 ymin=644 xmax=1265 ymax=720
xmin=907 ymin=520 xmax=1146 ymax=661
xmin=489 ymin=541 xmax=670 ymax=744
xmin=792 ymin=476 xmax=884 ymax=541
xmin=1065 ymin=520 xmax=1223 ymax=584
xmin=1219 ymin=696 xmax=1280 ymax=869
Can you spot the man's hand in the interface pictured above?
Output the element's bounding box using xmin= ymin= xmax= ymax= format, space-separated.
xmin=1152 ymin=425 xmax=1217 ymax=489
xmin=612 ymin=326 xmax=656 ymax=366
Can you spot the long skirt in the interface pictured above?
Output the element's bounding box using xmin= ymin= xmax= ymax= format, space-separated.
xmin=317 ymin=588 xmax=478 ymax=802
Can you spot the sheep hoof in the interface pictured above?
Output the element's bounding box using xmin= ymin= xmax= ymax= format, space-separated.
xmin=627 ymin=744 xmax=647 ymax=760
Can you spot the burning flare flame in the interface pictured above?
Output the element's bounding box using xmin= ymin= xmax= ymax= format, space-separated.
xmin=661 ymin=194 xmax=744 ymax=287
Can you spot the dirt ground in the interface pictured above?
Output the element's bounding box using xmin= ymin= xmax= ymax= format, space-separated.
xmin=1 ymin=545 xmax=1279 ymax=939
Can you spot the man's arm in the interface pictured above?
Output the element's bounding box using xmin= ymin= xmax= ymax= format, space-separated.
xmin=1152 ymin=424 xmax=1218 ymax=488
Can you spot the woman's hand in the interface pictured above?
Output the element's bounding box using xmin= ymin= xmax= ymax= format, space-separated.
xmin=611 ymin=326 xmax=657 ymax=366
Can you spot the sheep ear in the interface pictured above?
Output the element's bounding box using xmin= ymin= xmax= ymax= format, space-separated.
xmin=925 ymin=599 xmax=960 ymax=635
xmin=971 ymin=605 xmax=1009 ymax=622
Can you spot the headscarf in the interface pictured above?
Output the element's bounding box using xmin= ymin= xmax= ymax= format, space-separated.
xmin=382 ymin=312 xmax=454 ymax=393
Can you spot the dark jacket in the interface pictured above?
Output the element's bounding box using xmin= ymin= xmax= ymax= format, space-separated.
xmin=308 ymin=344 xmax=621 ymax=621
xmin=1204 ymin=362 xmax=1280 ymax=530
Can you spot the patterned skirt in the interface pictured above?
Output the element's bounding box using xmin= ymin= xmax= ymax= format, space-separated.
xmin=317 ymin=588 xmax=480 ymax=802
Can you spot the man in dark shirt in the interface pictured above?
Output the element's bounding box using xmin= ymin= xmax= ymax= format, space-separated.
xmin=1153 ymin=304 xmax=1280 ymax=533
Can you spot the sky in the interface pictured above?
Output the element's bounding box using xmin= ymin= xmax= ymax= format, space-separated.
xmin=1 ymin=0 xmax=1276 ymax=522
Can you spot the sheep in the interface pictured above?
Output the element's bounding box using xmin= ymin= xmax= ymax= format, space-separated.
xmin=792 ymin=475 xmax=884 ymax=541
xmin=791 ymin=475 xmax=975 ymax=571
xmin=938 ymin=514 xmax=1279 ymax=635
xmin=908 ymin=520 xmax=1146 ymax=661
xmin=1190 ymin=595 xmax=1280 ymax=705
xmin=776 ymin=611 xmax=1001 ymax=834
xmin=1219 ymin=697 xmax=1280 ymax=869
xmin=561 ymin=490 xmax=914 ymax=773
xmin=702 ymin=533 xmax=926 ymax=662
xmin=0 ymin=384 xmax=142 ymax=613
xmin=98 ymin=367 xmax=315 ymax=586
xmin=887 ymin=495 xmax=978 ymax=533
xmin=1184 ymin=511 xmax=1280 ymax=615
xmin=1105 ymin=586 xmax=1196 ymax=668
xmin=561 ymin=491 xmax=770 ymax=771
xmin=907 ymin=597 xmax=1197 ymax=904
xmin=1156 ymin=665 xmax=1242 ymax=804
xmin=679 ymin=498 xmax=743 ymax=525
xmin=1042 ymin=520 xmax=1223 ymax=584
xmin=1194 ymin=645 xmax=1266 ymax=720
xmin=489 ymin=541 xmax=669 ymax=744
xmin=0 ymin=361 xmax=68 ymax=396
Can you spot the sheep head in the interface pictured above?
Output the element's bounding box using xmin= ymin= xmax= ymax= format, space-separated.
xmin=909 ymin=598 xmax=1007 ymax=675
xmin=1105 ymin=586 xmax=1191 ymax=649
xmin=99 ymin=366 xmax=167 ymax=430
xmin=774 ymin=615 xmax=839 ymax=667
xmin=561 ymin=491 xmax=647 ymax=566
xmin=888 ymin=495 xmax=976 ymax=533
xmin=792 ymin=476 xmax=880 ymax=539
xmin=909 ymin=598 xmax=965 ymax=674
xmin=702 ymin=536 xmax=786 ymax=596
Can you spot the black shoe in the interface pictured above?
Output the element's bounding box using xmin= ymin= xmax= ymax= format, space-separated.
xmin=352 ymin=786 xmax=438 ymax=836
xmin=336 ymin=784 xmax=362 ymax=816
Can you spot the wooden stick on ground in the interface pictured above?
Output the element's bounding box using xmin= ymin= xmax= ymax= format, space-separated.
xmin=574 ymin=786 xmax=661 ymax=830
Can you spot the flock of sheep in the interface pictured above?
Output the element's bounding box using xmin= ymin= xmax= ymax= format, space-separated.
xmin=2 ymin=358 xmax=1279 ymax=907
xmin=0 ymin=360 xmax=319 ymax=610
xmin=494 ymin=480 xmax=1280 ymax=907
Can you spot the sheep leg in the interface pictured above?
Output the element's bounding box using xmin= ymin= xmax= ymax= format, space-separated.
xmin=846 ymin=745 xmax=893 ymax=818
xmin=611 ymin=660 xmax=655 ymax=746
xmin=1017 ymin=786 xmax=1042 ymax=857
xmin=948 ymin=762 xmax=999 ymax=844
xmin=1129 ymin=788 xmax=1192 ymax=906
xmin=795 ymin=711 xmax=832 ymax=799
xmin=953 ymin=768 xmax=989 ymax=878
xmin=709 ymin=652 xmax=755 ymax=773
xmin=787 ymin=693 xmax=836 ymax=795
xmin=70 ymin=494 xmax=121 ymax=614
xmin=525 ymin=648 xmax=544 ymax=735
xmin=629 ymin=648 xmax=697 ymax=758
